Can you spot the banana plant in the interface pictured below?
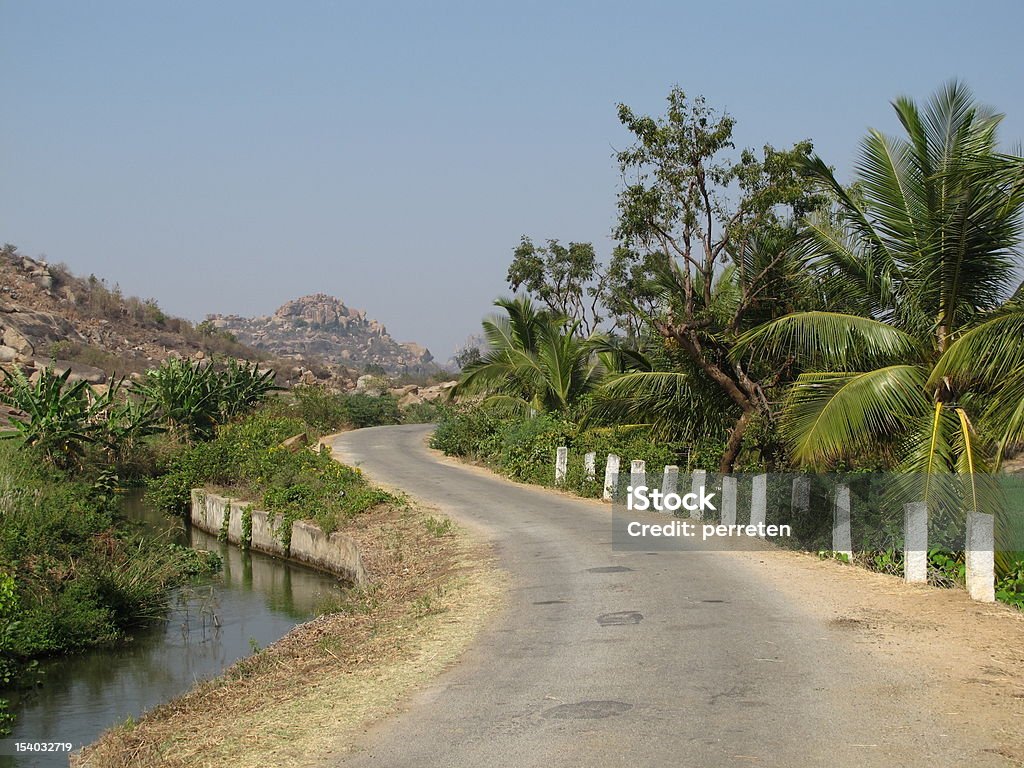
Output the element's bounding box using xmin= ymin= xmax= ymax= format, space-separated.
xmin=132 ymin=357 xmax=279 ymax=442
xmin=0 ymin=367 xmax=101 ymax=467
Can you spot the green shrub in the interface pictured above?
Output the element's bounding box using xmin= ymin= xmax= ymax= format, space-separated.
xmin=430 ymin=407 xmax=685 ymax=496
xmin=147 ymin=413 xmax=394 ymax=538
xmin=430 ymin=406 xmax=503 ymax=458
xmin=343 ymin=393 xmax=400 ymax=428
xmin=273 ymin=386 xmax=404 ymax=433
xmin=133 ymin=358 xmax=279 ymax=442
xmin=289 ymin=386 xmax=350 ymax=433
xmin=401 ymin=400 xmax=443 ymax=424
xmin=996 ymin=560 xmax=1024 ymax=608
xmin=0 ymin=443 xmax=195 ymax=662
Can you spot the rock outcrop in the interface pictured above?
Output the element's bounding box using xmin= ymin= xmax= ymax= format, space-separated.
xmin=0 ymin=244 xmax=265 ymax=378
xmin=207 ymin=294 xmax=435 ymax=375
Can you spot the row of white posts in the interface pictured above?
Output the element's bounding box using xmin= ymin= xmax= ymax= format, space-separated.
xmin=553 ymin=448 xmax=996 ymax=603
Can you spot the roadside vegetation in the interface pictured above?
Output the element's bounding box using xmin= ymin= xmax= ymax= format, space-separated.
xmin=438 ymin=81 xmax=1024 ymax=608
xmin=146 ymin=412 xmax=394 ymax=540
xmin=0 ymin=349 xmax=446 ymax=734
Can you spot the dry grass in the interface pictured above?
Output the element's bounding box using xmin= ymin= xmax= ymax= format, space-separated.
xmin=75 ymin=501 xmax=505 ymax=768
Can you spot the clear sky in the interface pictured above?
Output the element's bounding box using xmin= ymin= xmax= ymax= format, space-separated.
xmin=2 ymin=1 xmax=1022 ymax=361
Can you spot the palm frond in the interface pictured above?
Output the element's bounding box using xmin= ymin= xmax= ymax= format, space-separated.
xmin=783 ymin=365 xmax=931 ymax=466
xmin=735 ymin=312 xmax=923 ymax=370
xmin=930 ymin=307 xmax=1024 ymax=389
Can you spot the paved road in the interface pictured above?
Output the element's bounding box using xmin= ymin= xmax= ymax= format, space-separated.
xmin=329 ymin=424 xmax=1008 ymax=768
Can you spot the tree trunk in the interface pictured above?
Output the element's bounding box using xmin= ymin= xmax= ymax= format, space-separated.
xmin=719 ymin=408 xmax=754 ymax=473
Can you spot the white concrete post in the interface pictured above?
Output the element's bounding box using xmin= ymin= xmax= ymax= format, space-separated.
xmin=792 ymin=475 xmax=811 ymax=514
xmin=661 ymin=465 xmax=679 ymax=499
xmin=629 ymin=460 xmax=646 ymax=509
xmin=603 ymin=454 xmax=621 ymax=502
xmin=721 ymin=476 xmax=737 ymax=527
xmin=904 ymin=501 xmax=928 ymax=583
xmin=690 ymin=469 xmax=707 ymax=521
xmin=750 ymin=474 xmax=767 ymax=534
xmin=630 ymin=460 xmax=646 ymax=489
xmin=584 ymin=452 xmax=597 ymax=482
xmin=833 ymin=483 xmax=852 ymax=559
xmin=966 ymin=512 xmax=995 ymax=602
xmin=555 ymin=446 xmax=568 ymax=487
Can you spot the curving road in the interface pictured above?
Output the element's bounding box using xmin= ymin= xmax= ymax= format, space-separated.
xmin=328 ymin=424 xmax=1012 ymax=768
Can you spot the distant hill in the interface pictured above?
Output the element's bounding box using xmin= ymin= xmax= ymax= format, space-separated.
xmin=0 ymin=244 xmax=272 ymax=383
xmin=0 ymin=246 xmax=364 ymax=393
xmin=206 ymin=294 xmax=436 ymax=375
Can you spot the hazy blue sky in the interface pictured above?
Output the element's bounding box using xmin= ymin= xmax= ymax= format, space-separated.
xmin=2 ymin=1 xmax=1022 ymax=360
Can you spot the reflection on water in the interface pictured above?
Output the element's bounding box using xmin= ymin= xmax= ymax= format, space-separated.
xmin=3 ymin=492 xmax=346 ymax=767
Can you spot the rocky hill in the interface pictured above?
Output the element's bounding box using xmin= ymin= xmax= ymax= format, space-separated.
xmin=0 ymin=244 xmax=297 ymax=385
xmin=206 ymin=294 xmax=435 ymax=375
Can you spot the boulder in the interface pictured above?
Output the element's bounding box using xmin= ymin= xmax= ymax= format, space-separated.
xmin=0 ymin=309 xmax=83 ymax=356
xmin=354 ymin=374 xmax=386 ymax=396
xmin=399 ymin=392 xmax=424 ymax=408
xmin=0 ymin=346 xmax=19 ymax=363
xmin=419 ymin=381 xmax=459 ymax=402
xmin=29 ymin=359 xmax=108 ymax=385
xmin=281 ymin=433 xmax=309 ymax=452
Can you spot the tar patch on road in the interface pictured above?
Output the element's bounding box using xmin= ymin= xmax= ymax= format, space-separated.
xmin=533 ymin=600 xmax=568 ymax=605
xmin=596 ymin=611 xmax=643 ymax=626
xmin=542 ymin=701 xmax=634 ymax=720
xmin=586 ymin=565 xmax=634 ymax=573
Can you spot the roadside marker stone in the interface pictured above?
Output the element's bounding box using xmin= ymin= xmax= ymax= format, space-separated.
xmin=690 ymin=469 xmax=707 ymax=520
xmin=750 ymin=474 xmax=767 ymax=534
xmin=721 ymin=476 xmax=737 ymax=527
xmin=584 ymin=452 xmax=597 ymax=482
xmin=555 ymin=446 xmax=568 ymax=486
xmin=966 ymin=512 xmax=995 ymax=602
xmin=904 ymin=501 xmax=928 ymax=583
xmin=661 ymin=465 xmax=679 ymax=503
xmin=833 ymin=483 xmax=852 ymax=559
xmin=630 ymin=460 xmax=646 ymax=507
xmin=603 ymin=454 xmax=620 ymax=501
xmin=630 ymin=459 xmax=646 ymax=485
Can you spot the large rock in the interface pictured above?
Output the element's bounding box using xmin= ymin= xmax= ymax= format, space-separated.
xmin=419 ymin=381 xmax=459 ymax=402
xmin=354 ymin=374 xmax=385 ymax=396
xmin=399 ymin=392 xmax=424 ymax=408
xmin=29 ymin=359 xmax=107 ymax=385
xmin=0 ymin=309 xmax=83 ymax=356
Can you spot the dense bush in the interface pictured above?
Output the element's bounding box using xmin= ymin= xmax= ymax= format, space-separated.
xmin=343 ymin=393 xmax=401 ymax=429
xmin=431 ymin=406 xmax=685 ymax=497
xmin=277 ymin=385 xmax=427 ymax=432
xmin=146 ymin=413 xmax=393 ymax=538
xmin=0 ymin=443 xmax=198 ymax=665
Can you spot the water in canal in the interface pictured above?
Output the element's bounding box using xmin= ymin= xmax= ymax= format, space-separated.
xmin=3 ymin=492 xmax=347 ymax=767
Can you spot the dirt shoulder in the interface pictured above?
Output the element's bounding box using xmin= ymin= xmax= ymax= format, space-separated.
xmin=76 ymin=498 xmax=505 ymax=768
xmin=727 ymin=547 xmax=1024 ymax=762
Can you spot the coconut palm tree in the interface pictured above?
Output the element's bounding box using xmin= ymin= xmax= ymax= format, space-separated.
xmin=451 ymin=296 xmax=606 ymax=415
xmin=736 ymin=82 xmax=1024 ymax=488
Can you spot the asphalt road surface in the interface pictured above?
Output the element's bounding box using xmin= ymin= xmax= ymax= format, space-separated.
xmin=328 ymin=424 xmax=1012 ymax=768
